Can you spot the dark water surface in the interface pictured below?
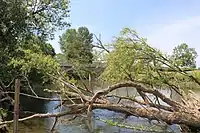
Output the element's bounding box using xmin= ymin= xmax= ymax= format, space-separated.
xmin=7 ymin=81 xmax=200 ymax=133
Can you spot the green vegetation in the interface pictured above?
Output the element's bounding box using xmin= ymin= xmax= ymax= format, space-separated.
xmin=58 ymin=27 xmax=94 ymax=77
xmin=1 ymin=1 xmax=200 ymax=132
xmin=171 ymin=43 xmax=197 ymax=68
xmin=100 ymin=28 xmax=200 ymax=91
xmin=0 ymin=0 xmax=70 ymax=91
xmin=59 ymin=27 xmax=93 ymax=65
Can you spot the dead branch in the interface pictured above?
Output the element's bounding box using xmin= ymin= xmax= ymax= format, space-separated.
xmin=90 ymin=103 xmax=200 ymax=128
xmin=91 ymin=81 xmax=181 ymax=109
xmin=1 ymin=102 xmax=196 ymax=128
xmin=0 ymin=78 xmax=15 ymax=90
xmin=3 ymin=92 xmax=80 ymax=102
xmin=49 ymin=74 xmax=90 ymax=102
xmin=22 ymin=75 xmax=38 ymax=97
xmin=107 ymin=95 xmax=173 ymax=112
xmin=1 ymin=79 xmax=200 ymax=131
xmin=0 ymin=104 xmax=87 ymax=126
xmin=51 ymin=117 xmax=57 ymax=132
xmin=0 ymin=97 xmax=12 ymax=103
xmin=92 ymin=33 xmax=110 ymax=53
xmin=86 ymin=81 xmax=182 ymax=116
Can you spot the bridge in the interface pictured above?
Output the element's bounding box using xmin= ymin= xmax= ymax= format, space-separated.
xmin=60 ymin=62 xmax=105 ymax=73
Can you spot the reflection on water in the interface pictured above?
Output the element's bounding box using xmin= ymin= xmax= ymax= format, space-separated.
xmin=8 ymin=95 xmax=48 ymax=133
xmin=7 ymin=80 xmax=200 ymax=133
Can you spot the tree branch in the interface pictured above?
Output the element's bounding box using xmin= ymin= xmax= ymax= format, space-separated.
xmin=107 ymin=95 xmax=173 ymax=112
xmin=0 ymin=105 xmax=87 ymax=126
xmin=92 ymin=33 xmax=110 ymax=53
xmin=90 ymin=81 xmax=182 ymax=110
xmin=4 ymin=92 xmax=77 ymax=101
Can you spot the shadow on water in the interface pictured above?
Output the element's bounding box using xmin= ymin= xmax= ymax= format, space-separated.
xmin=7 ymin=95 xmax=49 ymax=133
xmin=8 ymin=81 xmax=200 ymax=133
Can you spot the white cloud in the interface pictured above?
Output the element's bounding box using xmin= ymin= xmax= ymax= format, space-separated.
xmin=145 ymin=16 xmax=200 ymax=67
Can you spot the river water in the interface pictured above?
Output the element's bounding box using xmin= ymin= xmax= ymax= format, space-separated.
xmin=7 ymin=81 xmax=200 ymax=133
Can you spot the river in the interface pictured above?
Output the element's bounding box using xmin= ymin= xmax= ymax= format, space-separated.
xmin=7 ymin=81 xmax=200 ymax=133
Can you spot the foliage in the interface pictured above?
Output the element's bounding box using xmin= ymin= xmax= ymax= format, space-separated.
xmin=9 ymin=49 xmax=59 ymax=81
xmin=0 ymin=108 xmax=7 ymax=118
xmin=55 ymin=53 xmax=66 ymax=64
xmin=101 ymin=28 xmax=160 ymax=83
xmin=101 ymin=28 xmax=200 ymax=90
xmin=59 ymin=27 xmax=93 ymax=65
xmin=0 ymin=0 xmax=70 ymax=89
xmin=59 ymin=27 xmax=94 ymax=77
xmin=21 ymin=35 xmax=56 ymax=56
xmin=171 ymin=43 xmax=197 ymax=68
xmin=0 ymin=0 xmax=70 ymax=50
xmin=7 ymin=40 xmax=61 ymax=93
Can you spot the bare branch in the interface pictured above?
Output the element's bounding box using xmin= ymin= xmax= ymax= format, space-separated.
xmin=22 ymin=75 xmax=38 ymax=97
xmin=48 ymin=74 xmax=89 ymax=102
xmin=0 ymin=105 xmax=87 ymax=126
xmin=92 ymin=33 xmax=110 ymax=53
xmin=107 ymin=95 xmax=173 ymax=112
xmin=0 ymin=78 xmax=15 ymax=90
xmin=51 ymin=117 xmax=58 ymax=132
xmin=4 ymin=92 xmax=78 ymax=101
xmin=90 ymin=81 xmax=182 ymax=110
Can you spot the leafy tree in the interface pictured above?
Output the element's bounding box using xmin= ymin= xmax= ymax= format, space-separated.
xmin=21 ymin=35 xmax=56 ymax=56
xmin=0 ymin=0 xmax=70 ymax=89
xmin=101 ymin=28 xmax=200 ymax=90
xmin=59 ymin=27 xmax=93 ymax=76
xmin=55 ymin=53 xmax=66 ymax=63
xmin=171 ymin=43 xmax=197 ymax=68
xmin=9 ymin=48 xmax=59 ymax=84
xmin=0 ymin=0 xmax=70 ymax=50
xmin=101 ymin=28 xmax=162 ymax=83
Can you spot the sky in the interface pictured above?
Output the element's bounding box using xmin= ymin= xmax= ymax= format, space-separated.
xmin=49 ymin=0 xmax=200 ymax=66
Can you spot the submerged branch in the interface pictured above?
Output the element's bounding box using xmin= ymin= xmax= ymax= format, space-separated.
xmin=1 ymin=102 xmax=198 ymax=128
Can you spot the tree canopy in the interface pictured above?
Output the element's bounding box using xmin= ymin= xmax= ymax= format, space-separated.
xmin=171 ymin=43 xmax=197 ymax=68
xmin=59 ymin=27 xmax=93 ymax=65
xmin=0 ymin=0 xmax=70 ymax=90
xmin=58 ymin=27 xmax=94 ymax=78
xmin=101 ymin=28 xmax=200 ymax=90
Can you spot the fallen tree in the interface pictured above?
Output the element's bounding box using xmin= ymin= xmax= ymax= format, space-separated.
xmin=1 ymin=80 xmax=200 ymax=132
xmin=1 ymin=28 xmax=200 ymax=132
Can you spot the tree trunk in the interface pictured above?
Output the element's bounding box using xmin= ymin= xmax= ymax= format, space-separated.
xmin=0 ymin=81 xmax=200 ymax=132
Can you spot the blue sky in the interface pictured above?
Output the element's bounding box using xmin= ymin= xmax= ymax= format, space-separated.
xmin=49 ymin=0 xmax=200 ymax=66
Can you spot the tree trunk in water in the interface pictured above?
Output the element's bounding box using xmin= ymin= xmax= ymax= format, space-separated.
xmin=0 ymin=81 xmax=200 ymax=132
xmin=59 ymin=81 xmax=200 ymax=132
